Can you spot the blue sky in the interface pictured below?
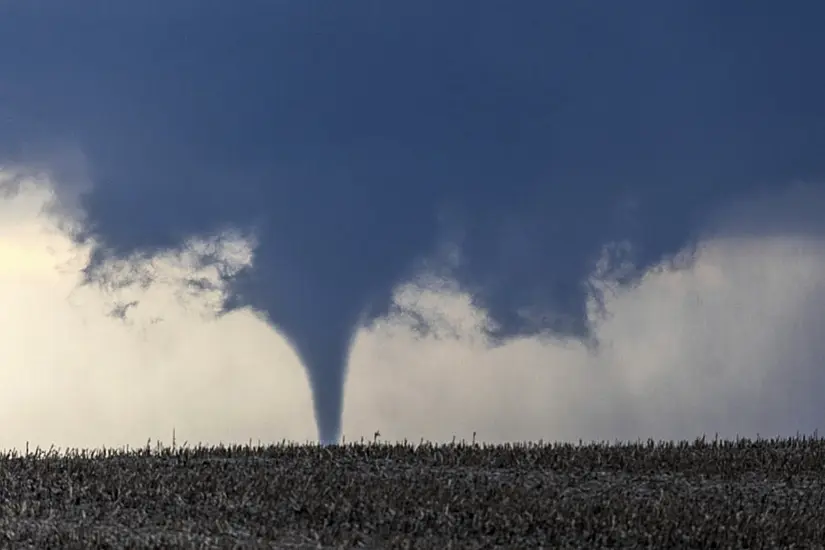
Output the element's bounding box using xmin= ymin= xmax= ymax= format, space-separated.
xmin=1 ymin=3 xmax=824 ymax=449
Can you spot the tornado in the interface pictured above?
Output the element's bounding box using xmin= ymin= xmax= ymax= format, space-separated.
xmin=2 ymin=3 xmax=822 ymax=446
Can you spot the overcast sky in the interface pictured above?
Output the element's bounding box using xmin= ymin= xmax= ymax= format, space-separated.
xmin=1 ymin=3 xmax=824 ymax=451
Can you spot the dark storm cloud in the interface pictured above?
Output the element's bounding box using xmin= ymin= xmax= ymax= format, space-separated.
xmin=1 ymin=2 xmax=824 ymax=443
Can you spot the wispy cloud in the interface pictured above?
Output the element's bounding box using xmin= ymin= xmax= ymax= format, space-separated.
xmin=345 ymin=185 xmax=825 ymax=444
xmin=2 ymin=167 xmax=824 ymax=452
xmin=0 ymin=169 xmax=315 ymax=452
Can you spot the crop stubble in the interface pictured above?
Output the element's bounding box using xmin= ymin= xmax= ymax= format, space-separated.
xmin=0 ymin=434 xmax=824 ymax=548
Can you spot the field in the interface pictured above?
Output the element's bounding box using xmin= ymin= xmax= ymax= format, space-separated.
xmin=1 ymin=433 xmax=824 ymax=548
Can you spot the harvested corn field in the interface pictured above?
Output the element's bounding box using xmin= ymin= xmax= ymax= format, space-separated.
xmin=1 ymin=434 xmax=824 ymax=548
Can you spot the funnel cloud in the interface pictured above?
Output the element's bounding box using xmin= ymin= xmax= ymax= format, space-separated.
xmin=1 ymin=3 xmax=825 ymax=446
